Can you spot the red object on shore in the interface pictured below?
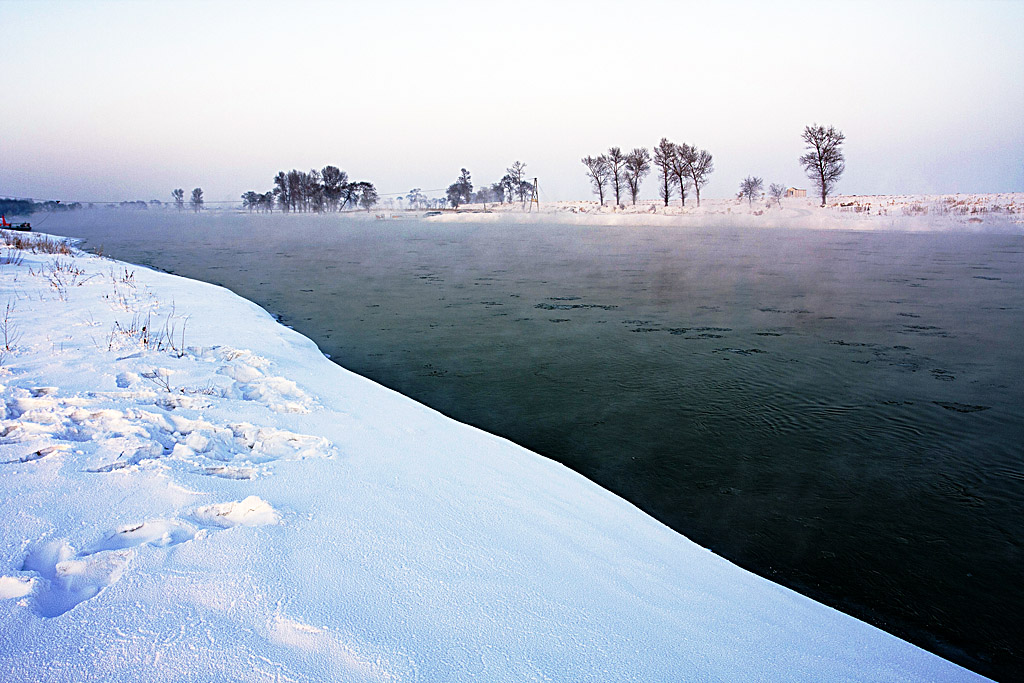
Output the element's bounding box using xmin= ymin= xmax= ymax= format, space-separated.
xmin=0 ymin=215 xmax=9 ymax=228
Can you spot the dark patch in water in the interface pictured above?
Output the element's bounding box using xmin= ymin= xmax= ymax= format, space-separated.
xmin=759 ymin=307 xmax=812 ymax=314
xmin=535 ymin=303 xmax=618 ymax=311
xmin=934 ymin=401 xmax=990 ymax=413
xmin=828 ymin=340 xmax=875 ymax=347
xmin=901 ymin=325 xmax=954 ymax=338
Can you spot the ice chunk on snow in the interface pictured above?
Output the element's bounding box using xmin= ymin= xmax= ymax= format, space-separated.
xmin=192 ymin=496 xmax=279 ymax=528
xmin=0 ymin=575 xmax=35 ymax=599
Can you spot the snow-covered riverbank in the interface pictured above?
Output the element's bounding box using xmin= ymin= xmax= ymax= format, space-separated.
xmin=0 ymin=232 xmax=988 ymax=681
xmin=421 ymin=193 xmax=1024 ymax=233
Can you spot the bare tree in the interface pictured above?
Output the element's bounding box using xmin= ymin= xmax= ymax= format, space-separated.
xmin=623 ymin=147 xmax=651 ymax=205
xmin=506 ymin=161 xmax=528 ymax=207
xmin=272 ymin=172 xmax=290 ymax=213
xmin=686 ymin=147 xmax=714 ymax=207
xmin=581 ymin=154 xmax=611 ymax=205
xmin=405 ymin=188 xmax=426 ymax=209
xmin=304 ymin=169 xmax=324 ymax=213
xmin=738 ymin=176 xmax=763 ymax=206
xmin=606 ymin=147 xmax=627 ymax=206
xmin=322 ymin=165 xmax=348 ymax=212
xmin=669 ymin=143 xmax=694 ymax=208
xmin=652 ymin=138 xmax=675 ymax=206
xmin=799 ymin=124 xmax=845 ymax=206
xmin=190 ymin=187 xmax=203 ymax=213
xmin=171 ymin=188 xmax=184 ymax=212
xmin=356 ymin=182 xmax=378 ymax=211
xmin=286 ymin=169 xmax=302 ymax=211
xmin=500 ymin=174 xmax=516 ymax=204
xmin=446 ymin=168 xmax=473 ymax=209
xmin=489 ymin=182 xmax=505 ymax=204
xmin=768 ymin=183 xmax=786 ymax=208
xmin=241 ymin=191 xmax=260 ymax=212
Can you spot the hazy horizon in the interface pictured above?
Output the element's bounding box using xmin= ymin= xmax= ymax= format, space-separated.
xmin=2 ymin=0 xmax=1022 ymax=204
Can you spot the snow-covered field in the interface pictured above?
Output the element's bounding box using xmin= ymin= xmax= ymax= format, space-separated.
xmin=0 ymin=231 xmax=989 ymax=681
xmin=420 ymin=193 xmax=1024 ymax=233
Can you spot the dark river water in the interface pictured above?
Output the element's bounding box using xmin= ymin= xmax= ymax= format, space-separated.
xmin=44 ymin=211 xmax=1024 ymax=680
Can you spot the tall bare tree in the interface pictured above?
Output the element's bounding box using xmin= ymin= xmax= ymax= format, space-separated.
xmin=768 ymin=183 xmax=786 ymax=208
xmin=623 ymin=147 xmax=651 ymax=205
xmin=171 ymin=188 xmax=185 ymax=212
xmin=190 ymin=187 xmax=203 ymax=213
xmin=272 ymin=172 xmax=290 ymax=213
xmin=581 ymin=154 xmax=611 ymax=205
xmin=799 ymin=124 xmax=845 ymax=206
xmin=685 ymin=147 xmax=714 ymax=207
xmin=669 ymin=143 xmax=694 ymax=208
xmin=286 ymin=169 xmax=302 ymax=212
xmin=606 ymin=147 xmax=627 ymax=206
xmin=738 ymin=176 xmax=763 ymax=206
xmin=303 ymin=169 xmax=324 ymax=213
xmin=446 ymin=168 xmax=473 ymax=209
xmin=321 ymin=165 xmax=348 ymax=212
xmin=355 ymin=182 xmax=378 ymax=211
xmin=652 ymin=138 xmax=676 ymax=206
xmin=506 ymin=161 xmax=528 ymax=207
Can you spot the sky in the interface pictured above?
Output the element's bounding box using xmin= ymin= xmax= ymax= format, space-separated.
xmin=1 ymin=0 xmax=1022 ymax=203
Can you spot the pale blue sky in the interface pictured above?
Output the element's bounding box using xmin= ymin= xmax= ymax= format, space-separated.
xmin=2 ymin=0 xmax=1022 ymax=203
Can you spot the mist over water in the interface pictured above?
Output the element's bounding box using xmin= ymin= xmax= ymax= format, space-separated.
xmin=46 ymin=211 xmax=1024 ymax=679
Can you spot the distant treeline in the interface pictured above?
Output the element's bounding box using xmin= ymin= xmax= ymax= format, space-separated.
xmin=0 ymin=199 xmax=83 ymax=216
xmin=241 ymin=166 xmax=378 ymax=213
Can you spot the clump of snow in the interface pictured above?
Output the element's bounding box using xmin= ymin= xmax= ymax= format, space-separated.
xmin=192 ymin=496 xmax=279 ymax=528
xmin=0 ymin=575 xmax=34 ymax=599
xmin=0 ymin=231 xmax=988 ymax=681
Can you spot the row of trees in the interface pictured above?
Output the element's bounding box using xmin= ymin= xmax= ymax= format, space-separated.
xmin=239 ymin=166 xmax=378 ymax=213
xmin=162 ymin=124 xmax=843 ymax=216
xmin=170 ymin=188 xmax=204 ymax=212
xmin=735 ymin=125 xmax=847 ymax=208
xmin=582 ymin=125 xmax=844 ymax=209
xmin=583 ymin=141 xmax=714 ymax=208
xmin=445 ymin=161 xmax=534 ymax=209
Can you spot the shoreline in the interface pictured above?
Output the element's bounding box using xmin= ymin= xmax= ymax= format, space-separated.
xmin=0 ymin=231 xmax=990 ymax=681
xmin=423 ymin=193 xmax=1024 ymax=232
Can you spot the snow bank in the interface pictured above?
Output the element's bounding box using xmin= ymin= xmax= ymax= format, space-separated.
xmin=421 ymin=193 xmax=1024 ymax=233
xmin=0 ymin=232 xmax=988 ymax=681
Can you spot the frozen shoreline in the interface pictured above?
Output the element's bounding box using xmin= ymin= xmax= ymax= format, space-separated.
xmin=417 ymin=192 xmax=1024 ymax=233
xmin=0 ymin=232 xmax=989 ymax=681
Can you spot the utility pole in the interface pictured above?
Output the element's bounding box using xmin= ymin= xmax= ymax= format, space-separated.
xmin=529 ymin=177 xmax=539 ymax=212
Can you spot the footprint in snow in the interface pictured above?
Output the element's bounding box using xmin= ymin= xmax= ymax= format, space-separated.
xmin=80 ymin=519 xmax=199 ymax=554
xmin=20 ymin=539 xmax=131 ymax=618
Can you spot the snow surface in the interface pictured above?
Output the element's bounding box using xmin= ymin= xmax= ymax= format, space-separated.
xmin=0 ymin=232 xmax=989 ymax=681
xmin=418 ymin=193 xmax=1024 ymax=233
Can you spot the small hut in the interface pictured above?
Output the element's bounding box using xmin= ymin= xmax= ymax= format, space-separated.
xmin=785 ymin=187 xmax=807 ymax=198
